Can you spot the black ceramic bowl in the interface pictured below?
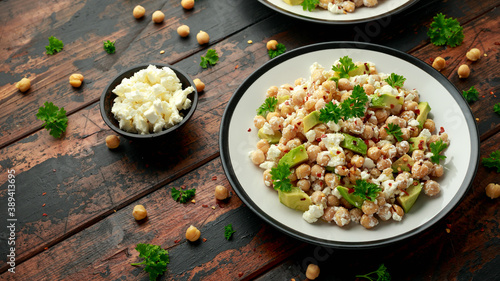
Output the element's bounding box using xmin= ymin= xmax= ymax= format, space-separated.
xmin=99 ymin=63 xmax=198 ymax=142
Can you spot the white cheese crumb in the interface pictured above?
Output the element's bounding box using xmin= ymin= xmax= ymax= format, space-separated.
xmin=303 ymin=205 xmax=324 ymax=223
xmin=267 ymin=145 xmax=281 ymax=161
xmin=261 ymin=123 xmax=274 ymax=135
xmin=419 ymin=128 xmax=432 ymax=142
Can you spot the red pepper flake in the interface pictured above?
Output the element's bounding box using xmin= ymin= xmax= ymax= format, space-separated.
xmin=319 ymin=181 xmax=324 ymax=187
xmin=354 ymin=120 xmax=358 ymax=125
xmin=316 ymin=138 xmax=322 ymax=142
xmin=336 ymin=150 xmax=341 ymax=155
xmin=203 ymin=238 xmax=207 ymax=242
xmin=212 ymin=176 xmax=217 ymax=181
xmin=42 ymin=192 xmax=46 ymax=196
xmin=439 ymin=127 xmax=445 ymax=134
xmin=285 ymin=101 xmax=289 ymax=105
xmin=389 ymin=183 xmax=392 ymax=186
xmin=202 ymin=204 xmax=208 ymax=208
xmin=413 ymin=181 xmax=418 ymax=186
xmin=42 ymin=213 xmax=47 ymax=217
xmin=317 ymin=173 xmax=322 ymax=177
xmin=321 ymin=134 xmax=327 ymax=138
xmin=364 ymin=139 xmax=370 ymax=146
xmin=402 ymin=190 xmax=409 ymax=196
xmin=418 ymin=140 xmax=424 ymax=150
xmin=300 ymin=198 xmax=306 ymax=201
xmin=390 ymin=104 xmax=395 ymax=109
xmin=364 ymin=63 xmax=369 ymax=71
xmin=415 ymin=109 xmax=420 ymax=115
xmin=235 ymin=65 xmax=239 ymax=69
xmin=44 ymin=247 xmax=48 ymax=250
xmin=297 ymin=121 xmax=302 ymax=125
xmin=396 ymin=96 xmax=400 ymax=99
xmin=353 ymin=140 xmax=358 ymax=146
xmin=490 ymin=92 xmax=494 ymax=95
xmin=348 ymin=187 xmax=355 ymax=194
xmin=429 ymin=57 xmax=434 ymax=63
xmin=174 ymin=239 xmax=181 ymax=243
xmin=42 ymin=203 xmax=46 ymax=207
xmin=247 ymin=128 xmax=251 ymax=132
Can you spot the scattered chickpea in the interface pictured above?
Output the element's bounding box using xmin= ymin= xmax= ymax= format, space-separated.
xmin=485 ymin=183 xmax=500 ymax=199
xmin=133 ymin=5 xmax=145 ymax=19
xmin=69 ymin=73 xmax=84 ymax=88
xmin=15 ymin=78 xmax=31 ymax=93
xmin=196 ymin=31 xmax=209 ymax=45
xmin=266 ymin=40 xmax=278 ymax=51
xmin=432 ymin=56 xmax=446 ymax=71
xmin=458 ymin=64 xmax=470 ymax=79
xmin=132 ymin=205 xmax=147 ymax=220
xmin=105 ymin=135 xmax=120 ymax=149
xmin=177 ymin=25 xmax=190 ymax=37
xmin=193 ymin=78 xmax=205 ymax=92
xmin=466 ymin=48 xmax=481 ymax=61
xmin=305 ymin=264 xmax=320 ymax=280
xmin=215 ymin=185 xmax=229 ymax=200
xmin=152 ymin=10 xmax=165 ymax=23
xmin=181 ymin=0 xmax=195 ymax=10
xmin=185 ymin=225 xmax=201 ymax=242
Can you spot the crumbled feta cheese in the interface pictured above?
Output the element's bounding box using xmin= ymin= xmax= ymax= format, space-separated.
xmin=425 ymin=152 xmax=434 ymax=159
xmin=328 ymin=3 xmax=344 ymax=14
xmin=310 ymin=62 xmax=324 ymax=74
xmin=259 ymin=161 xmax=276 ymax=170
xmin=326 ymin=120 xmax=342 ymax=132
xmin=419 ymin=128 xmax=432 ymax=141
xmin=405 ymin=93 xmax=416 ymax=101
xmin=360 ymin=171 xmax=370 ymax=180
xmin=381 ymin=180 xmax=400 ymax=199
xmin=408 ymin=119 xmax=420 ymax=127
xmin=363 ymin=158 xmax=376 ymax=169
xmin=392 ymin=212 xmax=403 ymax=221
xmin=376 ymin=85 xmax=399 ymax=96
xmin=261 ymin=123 xmax=274 ymax=135
xmin=331 ymin=187 xmax=342 ymax=199
xmin=305 ymin=130 xmax=316 ymax=143
xmin=303 ymin=205 xmax=324 ymax=223
xmin=323 ymin=133 xmax=345 ymax=149
xmin=267 ymin=145 xmax=281 ymax=161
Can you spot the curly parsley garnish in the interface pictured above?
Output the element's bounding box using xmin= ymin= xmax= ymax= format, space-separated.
xmin=268 ymin=43 xmax=286 ymax=59
xmin=352 ymin=180 xmax=381 ymax=202
xmin=384 ymin=73 xmax=406 ymax=88
xmin=270 ymin=162 xmax=292 ymax=192
xmin=427 ymin=13 xmax=464 ymax=47
xmin=45 ymin=36 xmax=64 ymax=55
xmin=331 ymin=56 xmax=358 ymax=80
xmin=429 ymin=139 xmax=448 ymax=164
xmin=257 ymin=97 xmax=278 ymax=117
xmin=301 ymin=0 xmax=319 ymax=12
xmin=36 ymin=102 xmax=68 ymax=138
xmin=356 ymin=264 xmax=391 ymax=281
xmin=200 ymin=49 xmax=219 ymax=69
xmin=103 ymin=40 xmax=116 ymax=54
xmin=483 ymin=150 xmax=500 ymax=173
xmin=319 ymin=85 xmax=368 ymax=123
xmin=171 ymin=187 xmax=196 ymax=203
xmin=462 ymin=86 xmax=479 ymax=103
xmin=224 ymin=224 xmax=236 ymax=240
xmin=385 ymin=123 xmax=403 ymax=142
xmin=131 ymin=243 xmax=169 ymax=281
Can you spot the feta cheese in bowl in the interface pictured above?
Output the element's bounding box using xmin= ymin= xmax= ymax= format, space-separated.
xmin=100 ymin=63 xmax=198 ymax=142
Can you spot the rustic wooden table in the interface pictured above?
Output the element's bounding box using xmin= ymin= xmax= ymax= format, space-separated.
xmin=0 ymin=0 xmax=499 ymax=280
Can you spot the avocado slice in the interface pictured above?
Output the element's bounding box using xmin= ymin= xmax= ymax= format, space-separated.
xmin=415 ymin=102 xmax=431 ymax=129
xmin=303 ymin=111 xmax=321 ymax=132
xmin=277 ymin=95 xmax=290 ymax=104
xmin=408 ymin=137 xmax=427 ymax=153
xmin=340 ymin=133 xmax=367 ymax=155
xmin=392 ymin=154 xmax=415 ymax=173
xmin=348 ymin=62 xmax=369 ymax=76
xmin=370 ymin=94 xmax=404 ymax=110
xmin=337 ymin=186 xmax=363 ymax=209
xmin=283 ymin=0 xmax=303 ymax=5
xmin=258 ymin=128 xmax=282 ymax=144
xmin=278 ymin=186 xmax=311 ymax=212
xmin=396 ymin=182 xmax=422 ymax=213
xmin=278 ymin=145 xmax=308 ymax=168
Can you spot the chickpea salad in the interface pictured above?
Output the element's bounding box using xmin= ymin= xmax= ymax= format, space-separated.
xmin=284 ymin=0 xmax=381 ymax=14
xmin=249 ymin=56 xmax=450 ymax=230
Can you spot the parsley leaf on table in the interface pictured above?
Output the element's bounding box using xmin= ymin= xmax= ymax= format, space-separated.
xmin=427 ymin=13 xmax=464 ymax=47
xmin=103 ymin=40 xmax=116 ymax=54
xmin=384 ymin=73 xmax=406 ymax=88
xmin=462 ymin=86 xmax=479 ymax=103
xmin=301 ymin=0 xmax=319 ymax=12
xmin=224 ymin=224 xmax=236 ymax=240
xmin=385 ymin=123 xmax=403 ymax=142
xmin=45 ymin=36 xmax=64 ymax=55
xmin=494 ymin=103 xmax=500 ymax=115
xmin=36 ymin=102 xmax=68 ymax=138
xmin=331 ymin=55 xmax=358 ymax=79
xmin=131 ymin=243 xmax=169 ymax=281
xmin=429 ymin=139 xmax=448 ymax=164
xmin=356 ymin=264 xmax=391 ymax=281
xmin=268 ymin=43 xmax=286 ymax=59
xmin=257 ymin=97 xmax=278 ymax=117
xmin=352 ymin=180 xmax=381 ymax=202
xmin=483 ymin=150 xmax=500 ymax=173
xmin=270 ymin=162 xmax=292 ymax=192
xmin=319 ymin=85 xmax=368 ymax=123
xmin=171 ymin=187 xmax=196 ymax=203
xmin=200 ymin=49 xmax=219 ymax=68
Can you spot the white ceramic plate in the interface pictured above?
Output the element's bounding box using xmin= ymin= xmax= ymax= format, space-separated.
xmin=220 ymin=42 xmax=479 ymax=248
xmin=259 ymin=0 xmax=418 ymax=24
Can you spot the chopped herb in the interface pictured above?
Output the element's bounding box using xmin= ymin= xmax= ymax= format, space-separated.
xmin=462 ymin=86 xmax=479 ymax=103
xmin=319 ymin=100 xmax=343 ymax=124
xmin=45 ymin=36 xmax=64 ymax=55
xmin=319 ymin=85 xmax=368 ymax=123
xmin=356 ymin=264 xmax=391 ymax=281
xmin=352 ymin=180 xmax=381 ymax=202
xmin=331 ymin=56 xmax=358 ymax=79
xmin=483 ymin=150 xmax=500 ymax=173
xmin=270 ymin=162 xmax=292 ymax=192
xmin=200 ymin=49 xmax=219 ymax=69
xmin=36 ymin=102 xmax=68 ymax=138
xmin=427 ymin=13 xmax=464 ymax=47
xmin=224 ymin=224 xmax=236 ymax=240
xmin=385 ymin=123 xmax=403 ymax=142
xmin=171 ymin=187 xmax=196 ymax=203
xmin=494 ymin=103 xmax=500 ymax=115
xmin=301 ymin=0 xmax=319 ymax=12
xmin=268 ymin=43 xmax=286 ymax=59
xmin=257 ymin=97 xmax=278 ymax=117
xmin=131 ymin=243 xmax=169 ymax=281
xmin=429 ymin=139 xmax=448 ymax=164
xmin=103 ymin=40 xmax=116 ymax=54
xmin=384 ymin=73 xmax=406 ymax=88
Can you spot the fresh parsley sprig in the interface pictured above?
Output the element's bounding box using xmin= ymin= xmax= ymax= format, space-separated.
xmin=494 ymin=103 xmax=500 ymax=115
xmin=384 ymin=73 xmax=406 ymax=88
xmin=45 ymin=36 xmax=64 ymax=55
xmin=319 ymin=85 xmax=368 ymax=123
xmin=356 ymin=264 xmax=391 ymax=281
xmin=352 ymin=180 xmax=381 ymax=202
xmin=301 ymin=0 xmax=319 ymax=12
xmin=36 ymin=102 xmax=68 ymax=138
xmin=131 ymin=243 xmax=169 ymax=281
xmin=429 ymin=139 xmax=448 ymax=164
xmin=385 ymin=123 xmax=403 ymax=142
xmin=427 ymin=13 xmax=464 ymax=47
xmin=268 ymin=43 xmax=286 ymax=59
xmin=319 ymin=100 xmax=342 ymax=124
xmin=257 ymin=97 xmax=278 ymax=117
xmin=331 ymin=56 xmax=358 ymax=80
xmin=462 ymin=86 xmax=479 ymax=103
xmin=270 ymin=162 xmax=292 ymax=192
xmin=171 ymin=187 xmax=196 ymax=203
xmin=200 ymin=49 xmax=219 ymax=69
xmin=103 ymin=40 xmax=116 ymax=54
xmin=224 ymin=224 xmax=236 ymax=240
xmin=483 ymin=150 xmax=500 ymax=172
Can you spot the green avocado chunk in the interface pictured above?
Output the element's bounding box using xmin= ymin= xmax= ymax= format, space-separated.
xmin=370 ymin=93 xmax=404 ymax=110
xmin=278 ymin=145 xmax=308 ymax=168
xmin=408 ymin=137 xmax=427 ymax=153
xmin=278 ymin=186 xmax=311 ymax=212
xmin=337 ymin=186 xmax=364 ymax=209
xmin=416 ymin=102 xmax=431 ymax=129
xmin=258 ymin=128 xmax=282 ymax=144
xmin=392 ymin=154 xmax=415 ymax=173
xmin=277 ymin=95 xmax=290 ymax=104
xmin=348 ymin=62 xmax=370 ymax=76
xmin=397 ymin=182 xmax=422 ymax=213
xmin=340 ymin=133 xmax=367 ymax=155
xmin=303 ymin=111 xmax=321 ymax=132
